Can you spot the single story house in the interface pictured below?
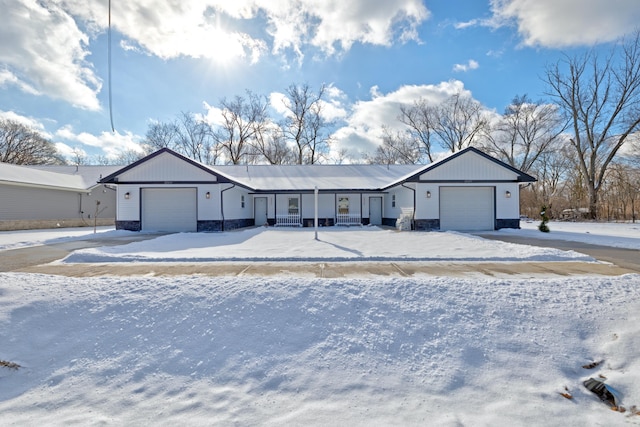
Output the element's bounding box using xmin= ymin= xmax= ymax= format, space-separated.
xmin=0 ymin=163 xmax=118 ymax=231
xmin=99 ymin=146 xmax=536 ymax=233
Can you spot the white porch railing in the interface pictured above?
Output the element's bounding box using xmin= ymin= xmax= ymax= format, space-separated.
xmin=275 ymin=214 xmax=302 ymax=227
xmin=335 ymin=213 xmax=362 ymax=226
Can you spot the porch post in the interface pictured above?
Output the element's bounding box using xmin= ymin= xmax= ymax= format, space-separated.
xmin=314 ymin=186 xmax=319 ymax=240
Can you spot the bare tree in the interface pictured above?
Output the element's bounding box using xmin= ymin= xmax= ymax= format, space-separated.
xmin=433 ymin=92 xmax=489 ymax=153
xmin=603 ymin=161 xmax=640 ymax=221
xmin=251 ymin=124 xmax=295 ymax=164
xmin=144 ymin=121 xmax=181 ymax=151
xmin=0 ymin=119 xmax=64 ymax=165
xmin=524 ymin=145 xmax=573 ymax=218
xmin=545 ymin=31 xmax=640 ymax=219
xmin=69 ymin=147 xmax=88 ymax=166
xmin=213 ymin=91 xmax=268 ymax=165
xmin=399 ymin=92 xmax=489 ymax=160
xmin=364 ymin=126 xmax=421 ymax=165
xmin=92 ymin=149 xmax=149 ymax=165
xmin=482 ymin=95 xmax=565 ymax=173
xmin=175 ymin=111 xmax=215 ymax=164
xmin=144 ymin=112 xmax=216 ymax=164
xmin=399 ymin=100 xmax=436 ymax=162
xmin=281 ymin=83 xmax=332 ymax=164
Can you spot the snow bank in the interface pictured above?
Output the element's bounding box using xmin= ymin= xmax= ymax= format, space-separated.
xmin=1 ymin=273 xmax=639 ymax=425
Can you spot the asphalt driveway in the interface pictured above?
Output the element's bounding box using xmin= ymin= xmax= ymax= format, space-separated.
xmin=476 ymin=233 xmax=640 ymax=273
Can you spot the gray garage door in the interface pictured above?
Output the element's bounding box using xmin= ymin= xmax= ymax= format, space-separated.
xmin=142 ymin=188 xmax=197 ymax=232
xmin=440 ymin=187 xmax=494 ymax=231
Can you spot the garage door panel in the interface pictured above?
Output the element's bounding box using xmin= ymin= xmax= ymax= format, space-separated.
xmin=142 ymin=188 xmax=197 ymax=232
xmin=440 ymin=187 xmax=494 ymax=231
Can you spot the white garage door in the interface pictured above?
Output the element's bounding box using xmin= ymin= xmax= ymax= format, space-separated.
xmin=142 ymin=188 xmax=197 ymax=232
xmin=440 ymin=187 xmax=494 ymax=231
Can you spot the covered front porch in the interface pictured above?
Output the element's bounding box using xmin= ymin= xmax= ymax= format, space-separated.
xmin=255 ymin=192 xmax=385 ymax=227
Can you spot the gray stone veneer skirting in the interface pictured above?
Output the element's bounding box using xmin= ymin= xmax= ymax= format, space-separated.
xmin=496 ymin=218 xmax=520 ymax=229
xmin=116 ymin=220 xmax=141 ymax=231
xmin=414 ymin=219 xmax=440 ymax=231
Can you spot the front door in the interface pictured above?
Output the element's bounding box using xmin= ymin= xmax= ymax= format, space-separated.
xmin=369 ymin=197 xmax=382 ymax=225
xmin=255 ymin=197 xmax=268 ymax=226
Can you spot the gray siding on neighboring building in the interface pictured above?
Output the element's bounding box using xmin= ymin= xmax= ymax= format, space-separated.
xmin=0 ymin=184 xmax=116 ymax=230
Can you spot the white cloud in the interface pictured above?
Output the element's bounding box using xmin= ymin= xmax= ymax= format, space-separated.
xmin=330 ymin=81 xmax=471 ymax=160
xmin=0 ymin=0 xmax=101 ymax=110
xmin=53 ymin=142 xmax=86 ymax=160
xmin=453 ymin=59 xmax=479 ymax=72
xmin=1 ymin=1 xmax=430 ymax=113
xmin=54 ymin=125 xmax=144 ymax=160
xmin=454 ymin=19 xmax=479 ymax=30
xmin=489 ymin=0 xmax=640 ymax=47
xmin=269 ymin=84 xmax=349 ymax=123
xmin=0 ymin=69 xmax=40 ymax=95
xmin=61 ymin=0 xmax=429 ymax=61
xmin=200 ymin=102 xmax=226 ymax=127
xmin=0 ymin=110 xmax=52 ymax=138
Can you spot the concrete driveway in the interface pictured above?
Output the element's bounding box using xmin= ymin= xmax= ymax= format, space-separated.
xmin=1 ymin=231 xmax=638 ymax=278
xmin=0 ymin=233 xmax=165 ymax=273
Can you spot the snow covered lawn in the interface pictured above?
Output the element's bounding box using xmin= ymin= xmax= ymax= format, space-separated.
xmin=59 ymin=226 xmax=594 ymax=263
xmin=1 ymin=222 xmax=640 ymax=425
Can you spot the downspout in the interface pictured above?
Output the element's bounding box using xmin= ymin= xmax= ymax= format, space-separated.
xmin=220 ymin=184 xmax=236 ymax=232
xmin=401 ymin=183 xmax=416 ymax=230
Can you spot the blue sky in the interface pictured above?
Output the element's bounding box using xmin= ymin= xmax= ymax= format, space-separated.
xmin=1 ymin=0 xmax=640 ymax=163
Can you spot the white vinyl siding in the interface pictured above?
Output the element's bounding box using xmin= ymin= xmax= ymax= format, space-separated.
xmin=420 ymin=151 xmax=518 ymax=181
xmin=440 ymin=187 xmax=494 ymax=231
xmin=142 ymin=188 xmax=197 ymax=232
xmin=118 ymin=152 xmax=216 ymax=182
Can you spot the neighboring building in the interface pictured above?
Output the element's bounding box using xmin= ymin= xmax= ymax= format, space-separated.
xmin=100 ymin=147 xmax=536 ymax=233
xmin=0 ymin=163 xmax=119 ymax=231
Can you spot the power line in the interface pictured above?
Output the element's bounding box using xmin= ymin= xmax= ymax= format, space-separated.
xmin=108 ymin=0 xmax=115 ymax=132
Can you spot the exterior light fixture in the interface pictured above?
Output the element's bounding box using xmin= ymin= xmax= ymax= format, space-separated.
xmin=426 ymin=191 xmax=431 ymax=198
xmin=205 ymin=191 xmax=211 ymax=199
xmin=505 ymin=190 xmax=511 ymax=198
xmin=124 ymin=192 xmax=130 ymax=199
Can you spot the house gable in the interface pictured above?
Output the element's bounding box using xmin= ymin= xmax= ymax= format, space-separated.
xmin=420 ymin=150 xmax=517 ymax=181
xmin=399 ymin=147 xmax=536 ymax=184
xmin=100 ymin=148 xmax=223 ymax=184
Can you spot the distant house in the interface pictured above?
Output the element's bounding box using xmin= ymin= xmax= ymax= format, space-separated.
xmin=0 ymin=163 xmax=118 ymax=231
xmin=99 ymin=146 xmax=536 ymax=233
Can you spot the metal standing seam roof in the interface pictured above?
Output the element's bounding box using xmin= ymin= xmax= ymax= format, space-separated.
xmin=0 ymin=163 xmax=120 ymax=191
xmin=206 ymin=164 xmax=422 ymax=191
xmin=27 ymin=165 xmax=121 ymax=189
xmin=96 ymin=147 xmax=536 ymax=190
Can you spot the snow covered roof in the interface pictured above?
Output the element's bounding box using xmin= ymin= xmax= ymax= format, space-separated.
xmin=208 ymin=164 xmax=420 ymax=191
xmin=0 ymin=162 xmax=119 ymax=192
xmin=99 ymin=147 xmax=536 ymax=190
xmin=27 ymin=165 xmax=120 ymax=189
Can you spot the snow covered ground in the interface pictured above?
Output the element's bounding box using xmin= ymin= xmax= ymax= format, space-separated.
xmin=59 ymin=225 xmax=595 ymax=264
xmin=1 ymin=222 xmax=640 ymax=425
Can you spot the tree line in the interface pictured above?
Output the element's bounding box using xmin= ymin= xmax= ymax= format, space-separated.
xmin=142 ymin=84 xmax=333 ymax=166
xmin=3 ymin=33 xmax=640 ymax=222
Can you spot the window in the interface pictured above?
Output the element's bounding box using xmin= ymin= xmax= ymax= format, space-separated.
xmin=288 ymin=197 xmax=299 ymax=215
xmin=241 ymin=195 xmax=245 ymax=208
xmin=338 ymin=197 xmax=349 ymax=214
xmin=392 ymin=194 xmax=396 ymax=208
